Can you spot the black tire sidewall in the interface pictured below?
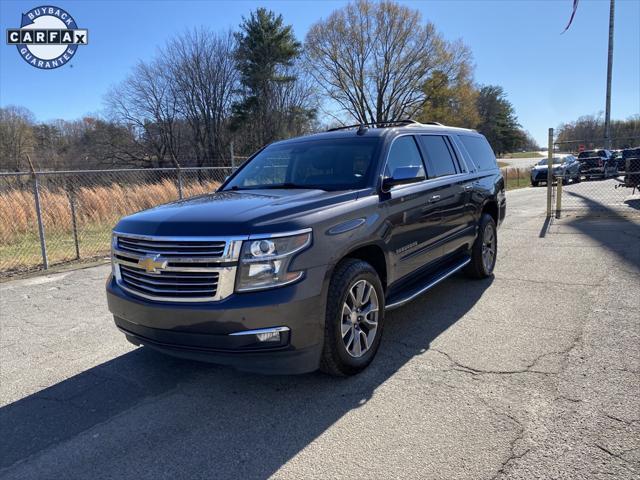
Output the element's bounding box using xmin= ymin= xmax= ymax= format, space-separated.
xmin=470 ymin=214 xmax=497 ymax=278
xmin=327 ymin=262 xmax=385 ymax=374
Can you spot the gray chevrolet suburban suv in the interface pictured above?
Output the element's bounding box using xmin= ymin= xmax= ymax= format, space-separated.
xmin=106 ymin=120 xmax=506 ymax=376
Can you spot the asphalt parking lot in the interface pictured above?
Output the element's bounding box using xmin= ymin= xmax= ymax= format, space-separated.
xmin=1 ymin=187 xmax=639 ymax=479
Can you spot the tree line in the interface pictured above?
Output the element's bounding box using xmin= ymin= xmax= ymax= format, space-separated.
xmin=555 ymin=114 xmax=640 ymax=151
xmin=3 ymin=0 xmax=541 ymax=172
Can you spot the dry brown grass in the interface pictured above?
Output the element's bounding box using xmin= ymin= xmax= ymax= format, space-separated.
xmin=0 ymin=178 xmax=221 ymax=243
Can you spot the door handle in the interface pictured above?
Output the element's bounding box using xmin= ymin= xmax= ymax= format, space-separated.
xmin=429 ymin=194 xmax=441 ymax=203
xmin=464 ymin=184 xmax=473 ymax=191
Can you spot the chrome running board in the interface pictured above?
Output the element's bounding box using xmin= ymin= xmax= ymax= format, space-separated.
xmin=385 ymin=256 xmax=471 ymax=311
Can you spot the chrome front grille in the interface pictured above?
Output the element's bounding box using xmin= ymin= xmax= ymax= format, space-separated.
xmin=112 ymin=232 xmax=243 ymax=303
xmin=119 ymin=264 xmax=220 ymax=299
xmin=117 ymin=237 xmax=226 ymax=258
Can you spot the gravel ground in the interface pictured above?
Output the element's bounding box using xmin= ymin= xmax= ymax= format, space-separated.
xmin=1 ymin=187 xmax=639 ymax=479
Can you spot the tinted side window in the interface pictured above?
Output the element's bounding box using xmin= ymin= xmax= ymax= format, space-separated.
xmin=459 ymin=135 xmax=497 ymax=171
xmin=419 ymin=135 xmax=458 ymax=177
xmin=385 ymin=136 xmax=426 ymax=179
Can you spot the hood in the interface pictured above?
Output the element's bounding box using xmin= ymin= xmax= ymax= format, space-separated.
xmin=114 ymin=188 xmax=359 ymax=236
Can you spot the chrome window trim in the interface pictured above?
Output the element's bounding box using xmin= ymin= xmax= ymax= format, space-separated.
xmin=379 ymin=133 xmax=426 ymax=188
xmin=381 ymin=171 xmax=475 ymax=195
xmin=379 ymin=132 xmax=473 ymax=193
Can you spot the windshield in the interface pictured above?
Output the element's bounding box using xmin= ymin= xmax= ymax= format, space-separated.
xmin=578 ymin=151 xmax=597 ymax=158
xmin=537 ymin=158 xmax=563 ymax=165
xmin=224 ymin=137 xmax=381 ymax=191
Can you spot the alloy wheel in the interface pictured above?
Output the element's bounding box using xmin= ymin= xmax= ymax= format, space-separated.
xmin=482 ymin=223 xmax=496 ymax=273
xmin=341 ymin=280 xmax=379 ymax=358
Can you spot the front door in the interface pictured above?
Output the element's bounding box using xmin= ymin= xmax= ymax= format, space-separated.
xmin=382 ymin=135 xmax=444 ymax=282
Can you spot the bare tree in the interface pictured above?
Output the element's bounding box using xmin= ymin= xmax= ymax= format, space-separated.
xmin=166 ymin=29 xmax=238 ymax=167
xmin=105 ymin=59 xmax=182 ymax=167
xmin=232 ymin=61 xmax=319 ymax=153
xmin=305 ymin=0 xmax=469 ymax=124
xmin=0 ymin=106 xmax=35 ymax=171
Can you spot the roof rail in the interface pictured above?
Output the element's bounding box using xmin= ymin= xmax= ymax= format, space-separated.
xmin=422 ymin=121 xmax=443 ymax=126
xmin=327 ymin=119 xmax=422 ymax=132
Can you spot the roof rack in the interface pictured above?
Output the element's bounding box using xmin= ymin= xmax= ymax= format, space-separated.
xmin=326 ymin=119 xmax=422 ymax=132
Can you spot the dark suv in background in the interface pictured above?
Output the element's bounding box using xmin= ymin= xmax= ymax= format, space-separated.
xmin=577 ymin=149 xmax=616 ymax=180
xmin=106 ymin=120 xmax=506 ymax=376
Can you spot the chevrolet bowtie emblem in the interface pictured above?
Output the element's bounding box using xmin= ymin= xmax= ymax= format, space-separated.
xmin=138 ymin=255 xmax=168 ymax=273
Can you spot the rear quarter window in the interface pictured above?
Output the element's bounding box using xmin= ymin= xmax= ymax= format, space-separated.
xmin=458 ymin=135 xmax=497 ymax=171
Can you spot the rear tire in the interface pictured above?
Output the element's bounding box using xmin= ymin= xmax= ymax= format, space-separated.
xmin=466 ymin=213 xmax=497 ymax=279
xmin=531 ymin=181 xmax=539 ymax=187
xmin=320 ymin=259 xmax=385 ymax=376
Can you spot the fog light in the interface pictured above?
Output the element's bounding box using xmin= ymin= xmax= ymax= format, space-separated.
xmin=256 ymin=331 xmax=280 ymax=342
xmin=229 ymin=326 xmax=290 ymax=344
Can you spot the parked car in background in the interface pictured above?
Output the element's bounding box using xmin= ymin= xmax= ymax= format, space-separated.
xmin=577 ymin=150 xmax=616 ymax=180
xmin=530 ymin=155 xmax=580 ymax=186
xmin=622 ymin=147 xmax=640 ymax=192
xmin=611 ymin=150 xmax=625 ymax=172
xmin=106 ymin=121 xmax=506 ymax=376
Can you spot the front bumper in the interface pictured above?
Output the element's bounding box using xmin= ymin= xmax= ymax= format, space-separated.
xmin=532 ymin=169 xmax=566 ymax=182
xmin=106 ymin=265 xmax=328 ymax=374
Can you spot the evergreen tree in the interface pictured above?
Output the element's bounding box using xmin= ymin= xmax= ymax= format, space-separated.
xmin=476 ymin=85 xmax=524 ymax=155
xmin=233 ymin=8 xmax=304 ymax=147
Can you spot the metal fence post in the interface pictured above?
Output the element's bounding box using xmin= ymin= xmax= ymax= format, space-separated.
xmin=516 ymin=168 xmax=520 ymax=187
xmin=546 ymin=128 xmax=554 ymax=217
xmin=555 ymin=176 xmax=563 ymax=219
xmin=67 ymin=185 xmax=81 ymax=260
xmin=26 ymin=156 xmax=49 ymax=269
xmin=172 ymin=159 xmax=183 ymax=199
xmin=230 ymin=141 xmax=236 ymax=169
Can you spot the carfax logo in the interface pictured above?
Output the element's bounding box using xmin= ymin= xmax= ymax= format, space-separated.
xmin=6 ymin=5 xmax=88 ymax=69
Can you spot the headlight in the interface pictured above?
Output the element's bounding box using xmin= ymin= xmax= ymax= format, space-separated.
xmin=236 ymin=230 xmax=312 ymax=291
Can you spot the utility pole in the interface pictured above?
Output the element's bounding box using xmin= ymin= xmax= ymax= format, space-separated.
xmin=604 ymin=0 xmax=615 ymax=149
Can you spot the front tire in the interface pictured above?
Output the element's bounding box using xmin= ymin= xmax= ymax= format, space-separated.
xmin=320 ymin=259 xmax=385 ymax=376
xmin=466 ymin=213 xmax=497 ymax=279
xmin=531 ymin=181 xmax=539 ymax=187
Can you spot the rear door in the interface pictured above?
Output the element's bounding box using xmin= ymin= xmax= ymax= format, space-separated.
xmin=417 ymin=135 xmax=474 ymax=257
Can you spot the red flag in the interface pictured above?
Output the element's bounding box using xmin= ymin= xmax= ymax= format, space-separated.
xmin=562 ymin=0 xmax=580 ymax=33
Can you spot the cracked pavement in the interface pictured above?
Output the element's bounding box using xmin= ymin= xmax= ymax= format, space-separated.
xmin=1 ymin=187 xmax=639 ymax=479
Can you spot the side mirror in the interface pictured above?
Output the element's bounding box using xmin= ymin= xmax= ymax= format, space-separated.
xmin=382 ymin=166 xmax=425 ymax=191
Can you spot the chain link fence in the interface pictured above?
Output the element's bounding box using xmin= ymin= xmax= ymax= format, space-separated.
xmin=500 ymin=166 xmax=532 ymax=191
xmin=0 ymin=167 xmax=234 ymax=277
xmin=551 ymin=135 xmax=640 ymax=217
